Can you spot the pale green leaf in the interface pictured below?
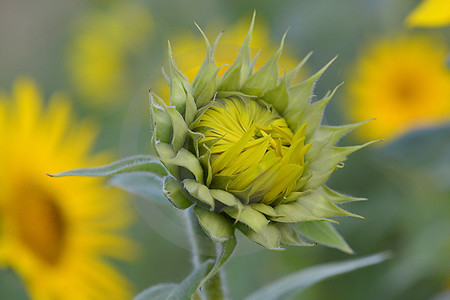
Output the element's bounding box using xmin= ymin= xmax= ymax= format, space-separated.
xmin=108 ymin=172 xmax=167 ymax=204
xmin=134 ymin=283 xmax=176 ymax=300
xmin=168 ymin=260 xmax=214 ymax=299
xmin=135 ymin=260 xmax=214 ymax=300
xmin=50 ymin=155 xmax=167 ymax=178
xmin=245 ymin=252 xmax=390 ymax=300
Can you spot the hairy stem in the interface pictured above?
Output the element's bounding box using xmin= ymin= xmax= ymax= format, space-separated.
xmin=185 ymin=207 xmax=226 ymax=300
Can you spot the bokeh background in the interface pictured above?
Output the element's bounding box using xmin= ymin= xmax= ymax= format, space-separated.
xmin=0 ymin=0 xmax=449 ymax=299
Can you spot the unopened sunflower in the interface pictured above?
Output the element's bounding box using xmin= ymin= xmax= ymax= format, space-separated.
xmin=59 ymin=15 xmax=373 ymax=252
xmin=150 ymin=16 xmax=373 ymax=251
xmin=0 ymin=79 xmax=135 ymax=299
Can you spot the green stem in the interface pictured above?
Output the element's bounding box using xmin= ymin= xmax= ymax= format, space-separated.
xmin=185 ymin=207 xmax=226 ymax=300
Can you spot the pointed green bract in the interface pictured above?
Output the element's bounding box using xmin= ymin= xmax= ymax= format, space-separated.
xmin=194 ymin=206 xmax=234 ymax=242
xmin=163 ymin=176 xmax=194 ymax=209
xmin=296 ymin=221 xmax=354 ymax=254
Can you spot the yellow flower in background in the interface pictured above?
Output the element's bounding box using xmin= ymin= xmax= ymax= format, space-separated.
xmin=67 ymin=3 xmax=152 ymax=107
xmin=0 ymin=79 xmax=135 ymax=299
xmin=155 ymin=17 xmax=307 ymax=101
xmin=346 ymin=36 xmax=450 ymax=141
xmin=406 ymin=0 xmax=450 ymax=28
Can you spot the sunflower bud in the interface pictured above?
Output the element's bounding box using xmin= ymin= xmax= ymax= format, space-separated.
xmin=151 ymin=13 xmax=373 ymax=251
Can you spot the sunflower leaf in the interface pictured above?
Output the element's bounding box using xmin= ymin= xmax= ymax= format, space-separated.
xmin=168 ymin=260 xmax=214 ymax=299
xmin=134 ymin=260 xmax=214 ymax=300
xmin=134 ymin=283 xmax=177 ymax=300
xmin=50 ymin=155 xmax=167 ymax=178
xmin=109 ymin=172 xmax=167 ymax=204
xmin=245 ymin=252 xmax=390 ymax=300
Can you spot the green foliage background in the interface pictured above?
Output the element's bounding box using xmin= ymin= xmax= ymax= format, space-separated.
xmin=0 ymin=0 xmax=448 ymax=299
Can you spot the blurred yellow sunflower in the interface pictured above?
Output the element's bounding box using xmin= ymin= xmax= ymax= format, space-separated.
xmin=406 ymin=0 xmax=450 ymax=28
xmin=346 ymin=36 xmax=450 ymax=141
xmin=67 ymin=3 xmax=152 ymax=107
xmin=0 ymin=78 xmax=135 ymax=299
xmin=155 ymin=17 xmax=307 ymax=102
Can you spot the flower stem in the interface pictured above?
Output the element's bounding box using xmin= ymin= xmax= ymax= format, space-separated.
xmin=185 ymin=207 xmax=226 ymax=300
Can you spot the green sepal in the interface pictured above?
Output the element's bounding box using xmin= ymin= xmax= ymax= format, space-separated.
xmin=284 ymin=56 xmax=336 ymax=130
xmin=167 ymin=41 xmax=192 ymax=114
xmin=219 ymin=11 xmax=255 ymax=91
xmin=192 ymin=24 xmax=220 ymax=99
xmin=241 ymin=31 xmax=287 ymax=97
xmin=184 ymin=93 xmax=197 ymax=126
xmin=183 ymin=179 xmax=215 ymax=208
xmin=296 ymin=221 xmax=354 ymax=254
xmin=284 ymin=51 xmax=312 ymax=85
xmin=296 ymin=191 xmax=362 ymax=219
xmin=199 ymin=145 xmax=213 ymax=186
xmin=188 ymin=129 xmax=204 ymax=158
xmin=154 ymin=142 xmax=179 ymax=177
xmin=301 ymin=84 xmax=341 ymax=140
xmin=210 ymin=189 xmax=242 ymax=207
xmin=302 ymin=141 xmax=377 ymax=190
xmin=195 ymin=68 xmax=220 ymax=108
xmin=272 ymin=198 xmax=330 ymax=223
xmin=209 ymin=176 xmax=237 ymax=196
xmin=216 ymin=90 xmax=257 ymax=100
xmin=223 ymin=205 xmax=268 ymax=233
xmin=194 ymin=205 xmax=234 ymax=242
xmin=149 ymin=93 xmax=172 ymax=144
xmin=251 ymin=203 xmax=278 ymax=217
xmin=163 ymin=176 xmax=194 ymax=209
xmin=164 ymin=105 xmax=189 ymax=152
xmin=318 ymin=185 xmax=367 ymax=204
xmin=277 ymin=223 xmax=314 ymax=247
xmin=156 ymin=143 xmax=204 ymax=184
xmin=263 ymin=77 xmax=289 ymax=115
xmin=305 ymin=120 xmax=372 ymax=162
xmin=237 ymin=222 xmax=283 ymax=250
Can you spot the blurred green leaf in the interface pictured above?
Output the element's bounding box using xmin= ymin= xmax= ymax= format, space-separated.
xmin=109 ymin=172 xmax=167 ymax=204
xmin=134 ymin=260 xmax=213 ymax=300
xmin=134 ymin=283 xmax=176 ymax=300
xmin=50 ymin=155 xmax=167 ymax=177
xmin=296 ymin=221 xmax=353 ymax=254
xmin=377 ymin=125 xmax=450 ymax=188
xmin=245 ymin=252 xmax=390 ymax=300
